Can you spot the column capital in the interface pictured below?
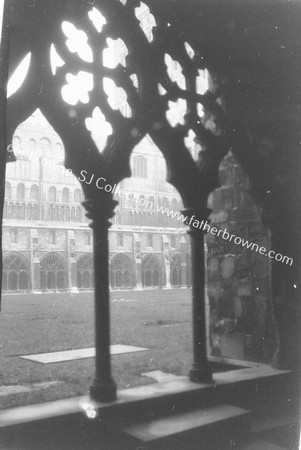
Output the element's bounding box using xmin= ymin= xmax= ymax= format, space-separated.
xmin=83 ymin=197 xmax=118 ymax=230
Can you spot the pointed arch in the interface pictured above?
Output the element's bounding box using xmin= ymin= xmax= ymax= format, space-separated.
xmin=142 ymin=253 xmax=162 ymax=287
xmin=2 ymin=252 xmax=30 ymax=292
xmin=77 ymin=253 xmax=94 ymax=290
xmin=40 ymin=252 xmax=67 ymax=292
xmin=110 ymin=253 xmax=133 ymax=289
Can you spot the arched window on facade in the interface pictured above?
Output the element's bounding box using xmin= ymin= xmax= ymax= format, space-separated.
xmin=150 ymin=213 xmax=155 ymax=226
xmin=8 ymin=203 xmax=13 ymax=218
xmin=110 ymin=253 xmax=133 ymax=289
xmin=65 ymin=206 xmax=70 ymax=222
xmin=12 ymin=135 xmax=21 ymax=151
xmin=53 ymin=206 xmax=59 ymax=221
xmin=142 ymin=253 xmax=162 ymax=287
xmin=145 ymin=212 xmax=150 ymax=226
xmin=18 ymin=203 xmax=25 ymax=220
xmin=30 ymin=185 xmax=39 ymax=201
xmin=10 ymin=229 xmax=17 ymax=243
xmin=40 ymin=253 xmax=67 ymax=292
xmin=13 ymin=204 xmax=18 ymax=220
xmin=171 ymin=253 xmax=181 ymax=287
xmin=149 ymin=196 xmax=156 ymax=209
xmin=74 ymin=189 xmax=82 ymax=203
xmin=47 ymin=204 xmax=53 ymax=221
xmin=26 ymin=204 xmax=32 ymax=220
xmin=123 ymin=210 xmax=132 ymax=225
xmin=77 ymin=253 xmax=94 ymax=289
xmin=132 ymin=155 xmax=147 ymax=178
xmin=39 ymin=137 xmax=52 ymax=154
xmin=138 ymin=195 xmax=145 ymax=209
xmin=2 ymin=252 xmax=29 ymax=292
xmin=32 ymin=204 xmax=39 ymax=220
xmin=76 ymin=207 xmax=82 ymax=222
xmin=59 ymin=206 xmax=64 ymax=222
xmin=48 ymin=186 xmax=57 ymax=202
xmin=140 ymin=212 xmax=146 ymax=226
xmin=17 ymin=183 xmax=25 ymax=201
xmin=62 ymin=187 xmax=69 ymax=203
xmin=5 ymin=182 xmax=11 ymax=200
xmin=28 ymin=138 xmax=36 ymax=153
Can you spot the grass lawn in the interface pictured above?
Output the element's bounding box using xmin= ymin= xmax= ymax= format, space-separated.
xmin=0 ymin=288 xmax=192 ymax=409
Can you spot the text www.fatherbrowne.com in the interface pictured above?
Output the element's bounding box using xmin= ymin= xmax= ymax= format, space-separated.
xmin=113 ymin=187 xmax=293 ymax=267
xmin=70 ymin=171 xmax=294 ymax=267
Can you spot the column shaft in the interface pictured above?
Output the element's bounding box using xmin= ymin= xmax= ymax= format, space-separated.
xmin=83 ymin=199 xmax=117 ymax=402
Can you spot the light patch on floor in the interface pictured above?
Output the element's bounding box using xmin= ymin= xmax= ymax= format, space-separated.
xmin=142 ymin=370 xmax=185 ymax=383
xmin=20 ymin=345 xmax=149 ymax=364
xmin=0 ymin=381 xmax=61 ymax=397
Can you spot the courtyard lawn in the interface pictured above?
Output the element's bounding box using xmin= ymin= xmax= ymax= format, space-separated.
xmin=0 ymin=288 xmax=192 ymax=409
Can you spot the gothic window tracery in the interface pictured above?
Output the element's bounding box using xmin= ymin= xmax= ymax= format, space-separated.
xmin=142 ymin=253 xmax=162 ymax=287
xmin=40 ymin=252 xmax=67 ymax=291
xmin=2 ymin=252 xmax=30 ymax=292
xmin=110 ymin=253 xmax=132 ymax=288
xmin=77 ymin=253 xmax=94 ymax=289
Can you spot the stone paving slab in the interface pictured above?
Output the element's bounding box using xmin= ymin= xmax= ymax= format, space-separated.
xmin=142 ymin=370 xmax=185 ymax=383
xmin=20 ymin=345 xmax=149 ymax=364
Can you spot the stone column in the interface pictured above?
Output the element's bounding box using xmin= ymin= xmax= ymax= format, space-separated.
xmin=83 ymin=197 xmax=117 ymax=402
xmin=183 ymin=208 xmax=213 ymax=384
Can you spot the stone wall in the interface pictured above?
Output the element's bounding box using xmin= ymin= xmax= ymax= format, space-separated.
xmin=207 ymin=152 xmax=278 ymax=363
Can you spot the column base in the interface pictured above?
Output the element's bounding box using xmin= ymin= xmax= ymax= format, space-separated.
xmin=90 ymin=378 xmax=117 ymax=402
xmin=134 ymin=284 xmax=143 ymax=290
xmin=189 ymin=363 xmax=213 ymax=384
xmin=69 ymin=287 xmax=79 ymax=294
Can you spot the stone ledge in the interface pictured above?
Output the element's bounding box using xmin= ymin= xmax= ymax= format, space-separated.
xmin=0 ymin=364 xmax=291 ymax=429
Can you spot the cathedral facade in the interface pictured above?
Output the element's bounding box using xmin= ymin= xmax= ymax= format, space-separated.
xmin=2 ymin=111 xmax=192 ymax=293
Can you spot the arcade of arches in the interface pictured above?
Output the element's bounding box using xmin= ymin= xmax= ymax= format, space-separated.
xmin=1 ymin=251 xmax=191 ymax=292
